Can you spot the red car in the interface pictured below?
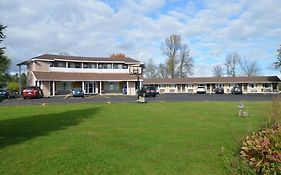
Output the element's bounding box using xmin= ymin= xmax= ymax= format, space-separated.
xmin=22 ymin=86 xmax=44 ymax=99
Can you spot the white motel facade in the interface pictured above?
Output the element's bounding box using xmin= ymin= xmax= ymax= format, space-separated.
xmin=18 ymin=54 xmax=280 ymax=96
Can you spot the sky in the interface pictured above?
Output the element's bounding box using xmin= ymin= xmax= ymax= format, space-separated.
xmin=0 ymin=0 xmax=281 ymax=77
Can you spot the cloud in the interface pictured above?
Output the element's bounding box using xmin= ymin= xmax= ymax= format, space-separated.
xmin=0 ymin=0 xmax=280 ymax=77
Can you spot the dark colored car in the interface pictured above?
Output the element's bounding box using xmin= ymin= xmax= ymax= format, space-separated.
xmin=214 ymin=87 xmax=224 ymax=94
xmin=72 ymin=88 xmax=85 ymax=97
xmin=144 ymin=86 xmax=159 ymax=97
xmin=231 ymin=87 xmax=243 ymax=94
xmin=22 ymin=86 xmax=44 ymax=99
xmin=0 ymin=89 xmax=18 ymax=99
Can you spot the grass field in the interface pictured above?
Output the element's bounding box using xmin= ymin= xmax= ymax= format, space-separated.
xmin=0 ymin=101 xmax=272 ymax=175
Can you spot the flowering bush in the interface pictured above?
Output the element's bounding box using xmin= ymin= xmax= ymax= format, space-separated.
xmin=240 ymin=123 xmax=281 ymax=175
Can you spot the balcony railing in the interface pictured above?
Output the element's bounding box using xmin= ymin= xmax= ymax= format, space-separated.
xmin=49 ymin=67 xmax=129 ymax=73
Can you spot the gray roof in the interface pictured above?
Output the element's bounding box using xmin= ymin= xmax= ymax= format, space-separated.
xmin=18 ymin=54 xmax=140 ymax=65
xmin=144 ymin=76 xmax=280 ymax=84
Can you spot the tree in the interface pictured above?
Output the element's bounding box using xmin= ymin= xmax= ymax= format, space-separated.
xmin=7 ymin=73 xmax=27 ymax=87
xmin=240 ymin=58 xmax=260 ymax=77
xmin=212 ymin=64 xmax=224 ymax=77
xmin=110 ymin=53 xmax=126 ymax=59
xmin=177 ymin=44 xmax=193 ymax=77
xmin=0 ymin=24 xmax=11 ymax=83
xmin=144 ymin=58 xmax=159 ymax=78
xmin=274 ymin=45 xmax=281 ymax=70
xmin=163 ymin=34 xmax=193 ymax=78
xmin=159 ymin=63 xmax=167 ymax=79
xmin=225 ymin=52 xmax=241 ymax=77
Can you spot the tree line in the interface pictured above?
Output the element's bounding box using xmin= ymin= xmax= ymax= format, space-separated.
xmin=144 ymin=34 xmax=280 ymax=79
xmin=0 ymin=23 xmax=26 ymax=91
xmin=212 ymin=51 xmax=260 ymax=77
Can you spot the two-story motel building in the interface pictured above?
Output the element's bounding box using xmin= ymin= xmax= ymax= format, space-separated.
xmin=17 ymin=54 xmax=144 ymax=96
xmin=17 ymin=53 xmax=280 ymax=96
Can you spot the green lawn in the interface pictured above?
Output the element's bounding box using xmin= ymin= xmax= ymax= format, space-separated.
xmin=0 ymin=101 xmax=271 ymax=175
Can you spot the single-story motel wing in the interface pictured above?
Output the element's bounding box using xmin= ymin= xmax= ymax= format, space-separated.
xmin=144 ymin=76 xmax=280 ymax=94
xmin=17 ymin=53 xmax=280 ymax=96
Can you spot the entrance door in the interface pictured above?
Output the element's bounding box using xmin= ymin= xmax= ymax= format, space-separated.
xmin=85 ymin=82 xmax=95 ymax=94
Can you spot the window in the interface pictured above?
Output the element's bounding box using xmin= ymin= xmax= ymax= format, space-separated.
xmin=83 ymin=63 xmax=97 ymax=69
xmin=263 ymin=83 xmax=271 ymax=88
xmin=98 ymin=63 xmax=112 ymax=69
xmin=83 ymin=63 xmax=91 ymax=68
xmin=249 ymin=83 xmax=256 ymax=88
xmin=50 ymin=61 xmax=66 ymax=67
xmin=63 ymin=82 xmax=71 ymax=90
xmin=122 ymin=64 xmax=128 ymax=69
xmin=113 ymin=64 xmax=123 ymax=69
xmin=68 ymin=62 xmax=82 ymax=68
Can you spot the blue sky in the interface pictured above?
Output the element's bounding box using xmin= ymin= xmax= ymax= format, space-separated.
xmin=0 ymin=0 xmax=280 ymax=76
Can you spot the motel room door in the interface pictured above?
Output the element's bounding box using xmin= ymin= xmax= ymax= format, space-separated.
xmin=85 ymin=82 xmax=95 ymax=94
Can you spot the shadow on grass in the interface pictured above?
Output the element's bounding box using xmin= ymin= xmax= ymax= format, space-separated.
xmin=0 ymin=107 xmax=100 ymax=149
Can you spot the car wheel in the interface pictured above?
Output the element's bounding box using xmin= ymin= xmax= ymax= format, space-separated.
xmin=24 ymin=97 xmax=26 ymax=99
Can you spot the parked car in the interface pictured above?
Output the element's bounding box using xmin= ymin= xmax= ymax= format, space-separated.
xmin=72 ymin=88 xmax=85 ymax=97
xmin=0 ymin=89 xmax=18 ymax=99
xmin=197 ymin=86 xmax=206 ymax=94
xmin=231 ymin=86 xmax=243 ymax=94
xmin=22 ymin=86 xmax=44 ymax=99
xmin=144 ymin=86 xmax=159 ymax=97
xmin=214 ymin=87 xmax=224 ymax=94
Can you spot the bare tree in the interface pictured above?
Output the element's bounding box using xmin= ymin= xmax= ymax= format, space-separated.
xmin=212 ymin=64 xmax=224 ymax=77
xmin=163 ymin=34 xmax=193 ymax=78
xmin=240 ymin=58 xmax=260 ymax=77
xmin=225 ymin=52 xmax=241 ymax=77
xmin=159 ymin=63 xmax=167 ymax=78
xmin=164 ymin=34 xmax=180 ymax=78
xmin=274 ymin=45 xmax=281 ymax=70
xmin=177 ymin=44 xmax=193 ymax=77
xmin=144 ymin=58 xmax=159 ymax=78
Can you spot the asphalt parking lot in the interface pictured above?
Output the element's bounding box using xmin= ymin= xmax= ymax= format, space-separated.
xmin=0 ymin=93 xmax=278 ymax=106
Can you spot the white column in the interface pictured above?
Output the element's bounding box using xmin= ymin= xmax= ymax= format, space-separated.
xmin=52 ymin=81 xmax=55 ymax=96
xmin=95 ymin=82 xmax=98 ymax=94
xmin=99 ymin=81 xmax=102 ymax=95
xmin=82 ymin=81 xmax=85 ymax=93
xmin=127 ymin=81 xmax=129 ymax=95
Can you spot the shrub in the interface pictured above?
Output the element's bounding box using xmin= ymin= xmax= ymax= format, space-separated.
xmin=240 ymin=123 xmax=281 ymax=175
xmin=7 ymin=81 xmax=19 ymax=91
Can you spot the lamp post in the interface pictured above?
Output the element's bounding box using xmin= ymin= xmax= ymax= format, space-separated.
xmin=129 ymin=66 xmax=142 ymax=91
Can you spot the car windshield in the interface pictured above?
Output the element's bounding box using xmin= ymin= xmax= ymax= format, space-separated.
xmin=25 ymin=87 xmax=37 ymax=90
xmin=147 ymin=87 xmax=156 ymax=90
xmin=73 ymin=88 xmax=82 ymax=91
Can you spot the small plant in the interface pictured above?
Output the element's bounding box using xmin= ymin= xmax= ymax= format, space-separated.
xmin=240 ymin=123 xmax=281 ymax=175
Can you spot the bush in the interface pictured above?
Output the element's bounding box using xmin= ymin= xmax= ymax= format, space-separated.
xmin=7 ymin=81 xmax=19 ymax=91
xmin=240 ymin=123 xmax=281 ymax=175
